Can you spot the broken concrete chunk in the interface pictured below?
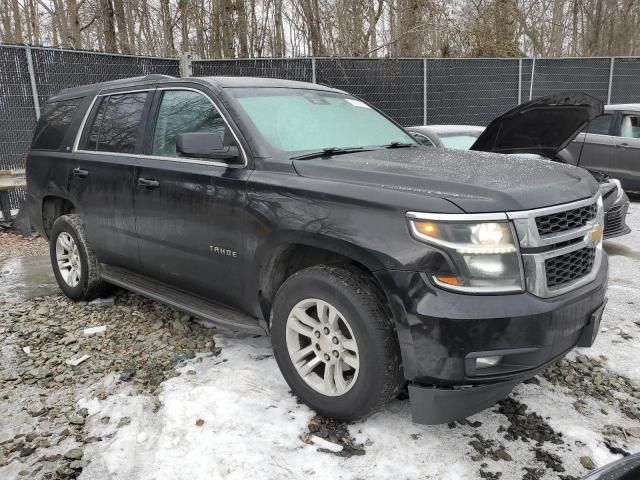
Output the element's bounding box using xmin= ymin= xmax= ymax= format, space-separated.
xmin=65 ymin=355 xmax=90 ymax=367
xmin=310 ymin=435 xmax=343 ymax=453
xmin=83 ymin=325 xmax=106 ymax=335
xmin=88 ymin=297 xmax=115 ymax=308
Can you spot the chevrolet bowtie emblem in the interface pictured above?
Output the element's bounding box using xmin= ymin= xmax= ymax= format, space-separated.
xmin=589 ymin=224 xmax=603 ymax=243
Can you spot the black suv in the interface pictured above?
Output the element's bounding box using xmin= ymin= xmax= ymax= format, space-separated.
xmin=25 ymin=76 xmax=608 ymax=424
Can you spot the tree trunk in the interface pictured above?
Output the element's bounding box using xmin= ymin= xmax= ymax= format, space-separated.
xmin=101 ymin=0 xmax=118 ymax=52
xmin=11 ymin=0 xmax=23 ymax=43
xmin=113 ymin=0 xmax=130 ymax=53
xmin=160 ymin=0 xmax=176 ymax=55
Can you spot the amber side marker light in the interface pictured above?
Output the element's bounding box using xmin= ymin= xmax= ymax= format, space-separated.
xmin=434 ymin=275 xmax=462 ymax=286
xmin=414 ymin=221 xmax=438 ymax=238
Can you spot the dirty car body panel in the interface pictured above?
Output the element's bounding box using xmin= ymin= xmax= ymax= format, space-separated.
xmin=26 ymin=78 xmax=609 ymax=425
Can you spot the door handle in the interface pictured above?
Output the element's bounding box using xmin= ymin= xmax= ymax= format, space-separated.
xmin=137 ymin=178 xmax=160 ymax=189
xmin=72 ymin=167 xmax=89 ymax=178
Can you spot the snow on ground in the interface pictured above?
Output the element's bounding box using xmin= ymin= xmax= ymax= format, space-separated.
xmin=76 ymin=334 xmax=639 ymax=480
xmin=586 ymin=201 xmax=640 ymax=382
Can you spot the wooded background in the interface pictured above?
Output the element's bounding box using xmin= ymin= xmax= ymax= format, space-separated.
xmin=1 ymin=0 xmax=639 ymax=58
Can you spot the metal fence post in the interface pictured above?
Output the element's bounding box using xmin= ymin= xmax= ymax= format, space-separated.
xmin=179 ymin=52 xmax=193 ymax=77
xmin=311 ymin=57 xmax=317 ymax=83
xmin=24 ymin=45 xmax=41 ymax=120
xmin=529 ymin=56 xmax=536 ymax=100
xmin=423 ymin=58 xmax=427 ymax=125
xmin=517 ymin=58 xmax=522 ymax=105
xmin=607 ymin=57 xmax=615 ymax=104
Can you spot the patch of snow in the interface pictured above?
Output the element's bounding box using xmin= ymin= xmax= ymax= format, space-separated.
xmin=590 ymin=201 xmax=640 ymax=382
xmin=77 ymin=331 xmax=640 ymax=480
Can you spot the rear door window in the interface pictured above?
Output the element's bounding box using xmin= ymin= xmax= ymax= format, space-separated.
xmin=619 ymin=114 xmax=640 ymax=139
xmin=31 ymin=99 xmax=81 ymax=150
xmin=586 ymin=114 xmax=613 ymax=135
xmin=83 ymin=92 xmax=148 ymax=153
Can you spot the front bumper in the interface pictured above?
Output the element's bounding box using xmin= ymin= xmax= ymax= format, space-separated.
xmin=602 ymin=182 xmax=631 ymax=239
xmin=374 ymin=253 xmax=608 ymax=424
xmin=603 ymin=195 xmax=631 ymax=238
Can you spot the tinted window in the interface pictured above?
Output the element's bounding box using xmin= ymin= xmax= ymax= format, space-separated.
xmin=152 ymin=90 xmax=230 ymax=158
xmin=84 ymin=92 xmax=147 ymax=153
xmin=586 ymin=114 xmax=612 ymax=135
xmin=620 ymin=114 xmax=640 ymax=139
xmin=31 ymin=99 xmax=81 ymax=150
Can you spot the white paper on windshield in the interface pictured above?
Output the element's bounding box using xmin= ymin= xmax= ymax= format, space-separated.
xmin=345 ymin=99 xmax=370 ymax=109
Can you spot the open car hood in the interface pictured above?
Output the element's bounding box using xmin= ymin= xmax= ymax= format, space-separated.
xmin=470 ymin=92 xmax=603 ymax=156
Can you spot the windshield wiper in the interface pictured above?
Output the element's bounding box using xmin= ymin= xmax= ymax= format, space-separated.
xmin=381 ymin=142 xmax=416 ymax=149
xmin=290 ymin=147 xmax=371 ymax=160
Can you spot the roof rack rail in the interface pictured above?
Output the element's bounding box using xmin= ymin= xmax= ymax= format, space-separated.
xmin=56 ymin=74 xmax=175 ymax=97
xmin=143 ymin=74 xmax=174 ymax=81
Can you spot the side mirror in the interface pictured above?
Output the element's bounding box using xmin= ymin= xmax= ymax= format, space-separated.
xmin=176 ymin=132 xmax=241 ymax=162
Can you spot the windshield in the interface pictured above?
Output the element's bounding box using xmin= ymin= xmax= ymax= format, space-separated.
xmin=228 ymin=87 xmax=416 ymax=154
xmin=440 ymin=133 xmax=481 ymax=150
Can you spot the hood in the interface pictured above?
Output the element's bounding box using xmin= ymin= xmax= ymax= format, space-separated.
xmin=292 ymin=148 xmax=599 ymax=213
xmin=470 ymin=92 xmax=603 ymax=157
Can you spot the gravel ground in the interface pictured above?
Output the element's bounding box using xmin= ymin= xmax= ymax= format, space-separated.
xmin=0 ymin=230 xmax=48 ymax=261
xmin=0 ymin=204 xmax=639 ymax=480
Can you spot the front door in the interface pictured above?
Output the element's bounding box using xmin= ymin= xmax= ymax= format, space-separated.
xmin=133 ymin=87 xmax=249 ymax=310
xmin=70 ymin=89 xmax=153 ymax=268
xmin=576 ymin=112 xmax=615 ymax=173
xmin=610 ymin=112 xmax=640 ymax=192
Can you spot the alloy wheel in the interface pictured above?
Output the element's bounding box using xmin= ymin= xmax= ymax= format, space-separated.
xmin=285 ymin=298 xmax=360 ymax=396
xmin=56 ymin=232 xmax=81 ymax=287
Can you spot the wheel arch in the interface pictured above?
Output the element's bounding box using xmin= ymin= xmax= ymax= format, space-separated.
xmin=41 ymin=195 xmax=76 ymax=239
xmin=256 ymin=234 xmax=390 ymax=324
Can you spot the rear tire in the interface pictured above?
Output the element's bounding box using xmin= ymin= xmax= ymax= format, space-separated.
xmin=49 ymin=214 xmax=105 ymax=301
xmin=271 ymin=265 xmax=403 ymax=421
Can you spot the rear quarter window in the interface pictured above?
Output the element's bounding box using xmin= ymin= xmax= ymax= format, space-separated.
xmin=31 ymin=99 xmax=82 ymax=150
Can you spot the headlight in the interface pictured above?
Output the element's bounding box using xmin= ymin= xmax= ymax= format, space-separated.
xmin=408 ymin=216 xmax=523 ymax=293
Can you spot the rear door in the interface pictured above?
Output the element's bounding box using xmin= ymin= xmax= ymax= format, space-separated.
xmin=574 ymin=112 xmax=616 ymax=172
xmin=133 ymin=85 xmax=250 ymax=310
xmin=609 ymin=111 xmax=640 ymax=192
xmin=70 ymin=88 xmax=154 ymax=268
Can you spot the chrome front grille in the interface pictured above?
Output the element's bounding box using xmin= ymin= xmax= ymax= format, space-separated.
xmin=535 ymin=203 xmax=597 ymax=236
xmin=508 ymin=194 xmax=604 ymax=298
xmin=545 ymin=247 xmax=596 ymax=288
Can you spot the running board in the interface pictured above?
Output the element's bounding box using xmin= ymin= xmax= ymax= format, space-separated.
xmin=101 ymin=265 xmax=267 ymax=335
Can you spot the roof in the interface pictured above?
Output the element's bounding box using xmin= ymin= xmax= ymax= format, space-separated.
xmin=605 ymin=104 xmax=640 ymax=112
xmin=49 ymin=75 xmax=346 ymax=102
xmin=52 ymin=74 xmax=173 ymax=101
xmin=200 ymin=76 xmax=345 ymax=93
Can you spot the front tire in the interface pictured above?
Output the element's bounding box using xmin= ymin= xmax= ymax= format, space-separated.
xmin=271 ymin=265 xmax=403 ymax=421
xmin=49 ymin=214 xmax=105 ymax=301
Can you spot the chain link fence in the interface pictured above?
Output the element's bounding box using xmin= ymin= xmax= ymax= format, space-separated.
xmin=0 ymin=45 xmax=179 ymax=213
xmin=193 ymin=58 xmax=312 ymax=81
xmin=1 ymin=44 xmax=640 ymax=213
